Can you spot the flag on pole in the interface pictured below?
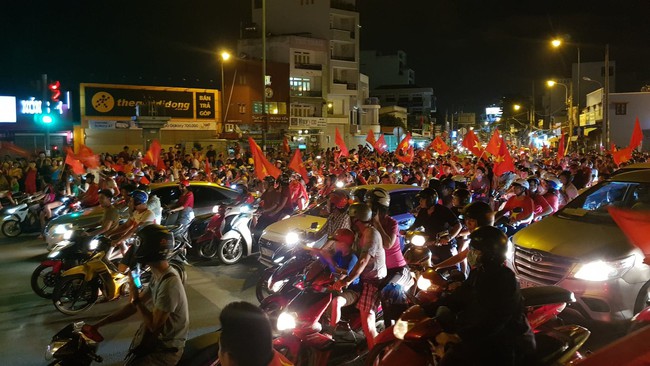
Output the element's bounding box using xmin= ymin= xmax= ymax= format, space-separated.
xmin=557 ymin=133 xmax=565 ymax=160
xmin=365 ymin=129 xmax=376 ymax=148
xmin=282 ymin=137 xmax=291 ymax=154
xmin=375 ymin=134 xmax=387 ymax=154
xmin=143 ymin=139 xmax=162 ymax=168
xmin=77 ymin=144 xmax=100 ymax=169
xmin=335 ymin=127 xmax=349 ymax=157
xmin=493 ymin=138 xmax=515 ymax=176
xmin=396 ymin=146 xmax=415 ymax=164
xmin=612 ymin=146 xmax=633 ymax=166
xmin=64 ymin=147 xmax=85 ymax=175
xmin=396 ymin=132 xmax=412 ymax=154
xmin=431 ymin=136 xmax=449 ymax=155
xmin=630 ymin=117 xmax=643 ymax=150
xmin=485 ymin=129 xmax=502 ymax=156
xmin=288 ymin=149 xmax=309 ymax=182
xmin=462 ymin=129 xmax=484 ymax=156
xmin=204 ymin=159 xmax=212 ymax=182
xmin=248 ymin=137 xmax=281 ymax=181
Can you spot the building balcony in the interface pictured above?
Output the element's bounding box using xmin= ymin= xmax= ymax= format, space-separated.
xmin=331 ymin=54 xmax=356 ymax=62
xmin=331 ymin=28 xmax=355 ymax=42
xmin=330 ymin=0 xmax=357 ymax=12
xmin=294 ymin=63 xmax=322 ymax=71
xmin=290 ymin=90 xmax=323 ymax=98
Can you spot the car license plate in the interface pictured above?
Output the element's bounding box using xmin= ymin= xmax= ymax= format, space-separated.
xmin=260 ymin=247 xmax=274 ymax=258
xmin=519 ymin=279 xmax=538 ymax=289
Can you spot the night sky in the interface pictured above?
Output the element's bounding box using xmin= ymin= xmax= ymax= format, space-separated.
xmin=2 ymin=0 xmax=650 ymax=115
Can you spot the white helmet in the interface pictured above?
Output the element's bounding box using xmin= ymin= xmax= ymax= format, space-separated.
xmin=512 ymin=178 xmax=530 ymax=190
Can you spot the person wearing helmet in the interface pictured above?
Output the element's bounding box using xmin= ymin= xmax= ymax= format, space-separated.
xmin=469 ymin=166 xmax=490 ymax=202
xmin=317 ymin=228 xmax=362 ymax=332
xmin=434 ymin=226 xmax=535 ymax=366
xmin=80 ymin=173 xmax=100 ymax=208
xmin=88 ymin=225 xmax=189 ymax=365
xmin=451 ymin=188 xmax=472 ymax=217
xmin=404 ymin=187 xmax=462 ymax=270
xmin=496 ymin=178 xmax=535 ymax=236
xmin=332 ymin=202 xmax=386 ymax=350
xmin=526 ymin=177 xmax=553 ymax=221
xmin=439 ymin=177 xmax=456 ymax=208
xmin=558 ymin=170 xmax=579 ymax=206
xmin=166 ymin=180 xmax=194 ymax=227
xmin=541 ymin=176 xmax=563 ymax=213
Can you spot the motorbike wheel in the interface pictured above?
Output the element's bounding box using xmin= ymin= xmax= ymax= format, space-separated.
xmin=31 ymin=264 xmax=59 ymax=299
xmin=52 ymin=274 xmax=98 ymax=315
xmin=255 ymin=270 xmax=274 ymax=303
xmin=170 ymin=260 xmax=187 ymax=284
xmin=1 ymin=219 xmax=22 ymax=237
xmin=198 ymin=238 xmax=220 ymax=259
xmin=217 ymin=238 xmax=243 ymax=265
xmin=366 ymin=342 xmax=399 ymax=366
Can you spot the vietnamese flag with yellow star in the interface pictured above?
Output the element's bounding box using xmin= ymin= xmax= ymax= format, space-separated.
xmin=431 ymin=136 xmax=449 ymax=155
xmin=485 ymin=129 xmax=502 ymax=156
xmin=462 ymin=129 xmax=484 ymax=156
xmin=248 ymin=137 xmax=281 ymax=181
xmin=493 ymin=137 xmax=515 ymax=176
xmin=289 ymin=148 xmax=309 ymax=182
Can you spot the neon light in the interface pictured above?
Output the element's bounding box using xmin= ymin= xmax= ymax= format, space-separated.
xmin=20 ymin=97 xmax=42 ymax=114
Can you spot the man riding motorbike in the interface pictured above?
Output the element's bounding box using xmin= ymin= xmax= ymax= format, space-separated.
xmin=495 ymin=178 xmax=535 ymax=236
xmin=85 ymin=225 xmax=189 ymax=366
xmin=432 ymin=226 xmax=535 ymax=366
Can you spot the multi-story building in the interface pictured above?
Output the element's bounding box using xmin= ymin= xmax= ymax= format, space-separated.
xmin=245 ymin=0 xmax=367 ymax=149
xmin=371 ymin=84 xmax=436 ymax=133
xmin=360 ymin=50 xmax=414 ymax=90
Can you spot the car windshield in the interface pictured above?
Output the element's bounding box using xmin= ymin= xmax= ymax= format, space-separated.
xmin=304 ymin=201 xmax=330 ymax=218
xmin=559 ymin=181 xmax=650 ymax=220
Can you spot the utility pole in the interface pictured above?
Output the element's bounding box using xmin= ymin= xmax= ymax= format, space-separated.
xmin=261 ymin=0 xmax=268 ymax=152
xmin=42 ymin=74 xmax=50 ymax=155
xmin=603 ymin=44 xmax=610 ymax=148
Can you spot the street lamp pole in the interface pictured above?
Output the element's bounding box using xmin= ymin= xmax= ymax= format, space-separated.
xmin=603 ymin=44 xmax=610 ymax=148
xmin=547 ymin=80 xmax=570 ymax=153
xmin=220 ymin=51 xmax=231 ymax=135
xmin=261 ymin=0 xmax=268 ymax=152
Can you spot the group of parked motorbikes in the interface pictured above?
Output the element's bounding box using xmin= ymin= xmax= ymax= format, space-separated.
xmin=1 ymin=184 xmax=646 ymax=365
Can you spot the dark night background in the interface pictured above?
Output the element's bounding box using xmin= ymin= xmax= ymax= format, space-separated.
xmin=2 ymin=0 xmax=650 ymax=116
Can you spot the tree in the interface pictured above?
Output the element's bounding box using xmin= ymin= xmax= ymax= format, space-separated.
xmin=379 ymin=114 xmax=406 ymax=129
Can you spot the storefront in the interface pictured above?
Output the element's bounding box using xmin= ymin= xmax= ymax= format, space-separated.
xmin=79 ymin=83 xmax=220 ymax=153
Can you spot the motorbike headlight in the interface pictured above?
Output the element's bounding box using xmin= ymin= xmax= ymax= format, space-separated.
xmin=417 ymin=276 xmax=432 ymax=291
xmin=411 ymin=235 xmax=426 ymax=247
xmin=286 ymin=232 xmax=300 ymax=246
xmin=48 ymin=250 xmax=62 ymax=259
xmin=270 ymin=279 xmax=288 ymax=293
xmin=277 ymin=312 xmax=297 ymax=331
xmin=212 ymin=205 xmax=220 ymax=214
xmin=572 ymin=256 xmax=635 ymax=281
xmin=393 ymin=319 xmax=415 ymax=340
xmin=63 ymin=230 xmax=74 ymax=240
xmin=335 ymin=181 xmax=344 ymax=188
xmin=45 ymin=340 xmax=67 ymax=360
xmin=88 ymin=239 xmax=99 ymax=251
xmin=54 ymin=225 xmax=70 ymax=234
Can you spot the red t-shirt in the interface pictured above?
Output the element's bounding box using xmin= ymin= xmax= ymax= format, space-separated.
xmin=543 ymin=192 xmax=560 ymax=213
xmin=177 ymin=191 xmax=194 ymax=208
xmin=503 ymin=195 xmax=535 ymax=223
xmin=531 ymin=194 xmax=551 ymax=217
xmin=81 ymin=183 xmax=100 ymax=207
xmin=381 ymin=216 xmax=407 ymax=269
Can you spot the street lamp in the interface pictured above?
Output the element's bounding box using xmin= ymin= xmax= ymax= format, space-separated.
xmin=219 ymin=50 xmax=231 ymax=133
xmin=551 ymin=37 xmax=580 ymax=145
xmin=513 ymin=104 xmax=522 ymax=111
xmin=547 ymin=79 xmax=572 ymax=153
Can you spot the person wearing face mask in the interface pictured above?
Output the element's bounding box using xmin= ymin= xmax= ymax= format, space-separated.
xmin=433 ymin=226 xmax=535 ymax=366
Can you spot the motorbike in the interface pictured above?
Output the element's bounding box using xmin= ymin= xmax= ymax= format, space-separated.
xmin=45 ymin=322 xmax=103 ymax=366
xmin=31 ymin=231 xmax=120 ymax=299
xmin=1 ymin=194 xmax=79 ymax=237
xmin=367 ymin=273 xmax=586 ymax=365
xmin=211 ymin=198 xmax=259 ymax=265
xmin=195 ymin=204 xmax=226 ymax=259
xmin=269 ymin=259 xmax=384 ymax=366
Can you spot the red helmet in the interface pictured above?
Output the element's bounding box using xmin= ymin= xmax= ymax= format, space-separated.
xmin=329 ymin=228 xmax=355 ymax=247
xmin=179 ymin=180 xmax=190 ymax=188
xmin=329 ymin=189 xmax=350 ymax=209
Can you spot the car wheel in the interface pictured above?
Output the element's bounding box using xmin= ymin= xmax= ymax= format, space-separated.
xmin=217 ymin=237 xmax=243 ymax=265
xmin=1 ymin=219 xmax=22 ymax=237
xmin=634 ymin=281 xmax=650 ymax=314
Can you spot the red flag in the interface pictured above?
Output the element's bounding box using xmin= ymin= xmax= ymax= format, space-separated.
xmin=142 ymin=140 xmax=162 ymax=168
xmin=335 ymin=127 xmax=349 ymax=157
xmin=608 ymin=206 xmax=650 ymax=257
xmin=431 ymin=136 xmax=450 ymax=155
xmin=64 ymin=148 xmax=85 ymax=175
xmin=365 ymin=129 xmax=376 ymax=148
xmin=493 ymin=138 xmax=515 ymax=176
xmin=485 ymin=129 xmax=502 ymax=156
xmin=204 ymin=159 xmax=212 ymax=182
xmin=282 ymin=137 xmax=291 ymax=154
xmin=612 ymin=146 xmax=633 ymax=166
xmin=375 ymin=134 xmax=387 ymax=154
xmin=77 ymin=144 xmax=100 ymax=169
xmin=630 ymin=117 xmax=643 ymax=150
xmin=0 ymin=141 xmax=31 ymax=158
xmin=248 ymin=137 xmax=281 ymax=181
xmin=462 ymin=129 xmax=484 ymax=156
xmin=396 ymin=146 xmax=415 ymax=164
xmin=610 ymin=142 xmax=618 ymax=152
xmin=288 ymin=149 xmax=309 ymax=182
xmin=397 ymin=132 xmax=412 ymax=153
xmin=557 ymin=133 xmax=565 ymax=159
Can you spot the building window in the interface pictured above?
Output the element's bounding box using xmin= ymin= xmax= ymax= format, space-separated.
xmin=614 ymin=103 xmax=627 ymax=115
xmin=294 ymin=51 xmax=310 ymax=65
xmin=238 ymin=103 xmax=246 ymax=114
xmin=253 ymin=101 xmax=287 ymax=115
xmin=291 ymin=104 xmax=314 ymax=117
xmin=237 ymin=74 xmax=247 ymax=85
xmin=290 ymin=77 xmax=311 ymax=93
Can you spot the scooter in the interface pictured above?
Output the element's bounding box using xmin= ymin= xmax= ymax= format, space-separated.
xmin=0 ymin=193 xmax=44 ymax=237
xmin=31 ymin=232 xmax=119 ymax=299
xmin=195 ymin=205 xmax=226 ymax=259
xmin=271 ymin=259 xmax=384 ymax=366
xmin=45 ymin=321 xmax=103 ymax=366
xmin=213 ymin=199 xmax=259 ymax=265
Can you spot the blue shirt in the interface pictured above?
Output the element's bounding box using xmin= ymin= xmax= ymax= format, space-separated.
xmin=333 ymin=251 xmax=361 ymax=291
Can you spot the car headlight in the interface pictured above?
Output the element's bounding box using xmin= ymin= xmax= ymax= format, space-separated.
xmin=88 ymin=239 xmax=99 ymax=251
xmin=45 ymin=340 xmax=67 ymax=360
xmin=505 ymin=240 xmax=514 ymax=261
xmin=572 ymin=255 xmax=635 ymax=281
xmin=277 ymin=312 xmax=297 ymax=331
xmin=286 ymin=232 xmax=300 ymax=246
xmin=411 ymin=235 xmax=426 ymax=247
xmin=417 ymin=276 xmax=432 ymax=291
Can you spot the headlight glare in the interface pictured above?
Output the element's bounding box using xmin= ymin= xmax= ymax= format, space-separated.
xmin=277 ymin=312 xmax=297 ymax=331
xmin=286 ymin=232 xmax=300 ymax=246
xmin=270 ymin=279 xmax=288 ymax=293
xmin=88 ymin=239 xmax=99 ymax=251
xmin=417 ymin=276 xmax=432 ymax=291
xmin=62 ymin=230 xmax=74 ymax=240
xmin=573 ymin=256 xmax=635 ymax=281
xmin=411 ymin=235 xmax=426 ymax=247
xmin=54 ymin=225 xmax=69 ymax=234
